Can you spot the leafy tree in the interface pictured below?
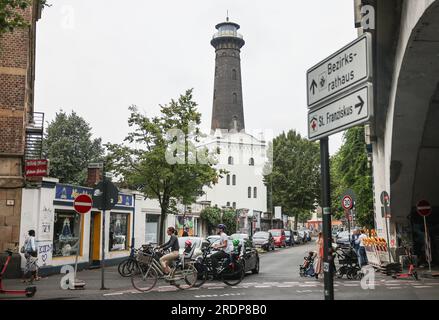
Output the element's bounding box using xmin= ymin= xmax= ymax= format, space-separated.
xmin=106 ymin=89 xmax=224 ymax=243
xmin=42 ymin=110 xmax=104 ymax=185
xmin=0 ymin=0 xmax=49 ymax=35
xmin=200 ymin=206 xmax=237 ymax=235
xmin=331 ymin=127 xmax=374 ymax=228
xmin=263 ymin=130 xmax=320 ymax=230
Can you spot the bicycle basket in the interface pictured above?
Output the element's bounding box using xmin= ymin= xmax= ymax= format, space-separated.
xmin=137 ymin=253 xmax=153 ymax=265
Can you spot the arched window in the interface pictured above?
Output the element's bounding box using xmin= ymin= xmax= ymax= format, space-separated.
xmin=226 ymin=174 xmax=230 ymax=185
xmin=226 ymin=201 xmax=230 ymax=207
xmin=249 ymin=158 xmax=255 ymax=166
xmin=232 ymin=202 xmax=236 ymax=209
xmin=232 ymin=69 xmax=237 ymax=80
xmin=228 ymin=156 xmax=234 ymax=165
xmin=253 ymin=187 xmax=257 ymax=198
xmin=248 ymin=187 xmax=251 ymax=198
xmin=233 ymin=93 xmax=237 ymax=104
xmin=232 ymin=175 xmax=236 ymax=185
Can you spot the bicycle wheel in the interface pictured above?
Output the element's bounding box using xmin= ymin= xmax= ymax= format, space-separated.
xmin=222 ymin=261 xmax=245 ymax=286
xmin=194 ymin=263 xmax=208 ymax=288
xmin=131 ymin=263 xmax=158 ymax=292
xmin=123 ymin=259 xmax=136 ymax=277
xmin=171 ymin=264 xmax=198 ymax=290
xmin=118 ymin=259 xmax=129 ymax=277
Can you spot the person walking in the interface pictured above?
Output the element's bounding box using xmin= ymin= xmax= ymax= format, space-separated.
xmin=22 ymin=229 xmax=39 ymax=283
xmin=357 ymin=229 xmax=368 ymax=266
xmin=314 ymin=232 xmax=324 ymax=279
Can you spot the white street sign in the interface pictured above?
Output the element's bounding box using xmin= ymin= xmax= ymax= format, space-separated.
xmin=307 ymin=33 xmax=372 ymax=108
xmin=308 ymin=84 xmax=372 ymax=141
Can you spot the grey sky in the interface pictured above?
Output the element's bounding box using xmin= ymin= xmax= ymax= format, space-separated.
xmin=35 ymin=0 xmax=357 ymax=155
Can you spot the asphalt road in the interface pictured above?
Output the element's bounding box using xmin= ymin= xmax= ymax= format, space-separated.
xmin=3 ymin=242 xmax=439 ymax=300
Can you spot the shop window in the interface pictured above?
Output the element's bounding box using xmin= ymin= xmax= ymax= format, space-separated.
xmin=109 ymin=212 xmax=129 ymax=251
xmin=145 ymin=214 xmax=160 ymax=244
xmin=227 ymin=202 xmax=231 ymax=207
xmin=228 ymin=156 xmax=234 ymax=165
xmin=249 ymin=158 xmax=255 ymax=166
xmin=53 ymin=210 xmax=81 ymax=257
xmin=233 ymin=202 xmax=236 ymax=209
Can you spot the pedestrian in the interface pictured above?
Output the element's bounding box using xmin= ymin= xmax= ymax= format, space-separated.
xmin=314 ymin=232 xmax=324 ymax=279
xmin=21 ymin=229 xmax=39 ymax=284
xmin=182 ymin=227 xmax=189 ymax=237
xmin=358 ymin=229 xmax=368 ymax=266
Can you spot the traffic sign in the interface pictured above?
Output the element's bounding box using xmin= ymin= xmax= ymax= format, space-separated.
xmin=308 ymin=84 xmax=372 ymax=141
xmin=307 ymin=33 xmax=372 ymax=108
xmin=380 ymin=191 xmax=390 ymax=205
xmin=92 ymin=179 xmax=119 ymax=211
xmin=342 ymin=195 xmax=353 ymax=210
xmin=74 ymin=194 xmax=93 ymax=214
xmin=417 ymin=200 xmax=432 ymax=217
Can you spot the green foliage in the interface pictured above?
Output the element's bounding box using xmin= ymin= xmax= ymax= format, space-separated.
xmin=106 ymin=89 xmax=224 ymax=242
xmin=200 ymin=206 xmax=237 ymax=235
xmin=330 ymin=127 xmax=374 ymax=228
xmin=42 ymin=110 xmax=105 ymax=185
xmin=263 ymin=130 xmax=320 ymax=229
xmin=0 ymin=0 xmax=49 ymax=35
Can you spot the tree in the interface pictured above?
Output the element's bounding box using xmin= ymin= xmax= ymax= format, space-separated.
xmin=106 ymin=89 xmax=224 ymax=243
xmin=263 ymin=130 xmax=320 ymax=230
xmin=200 ymin=206 xmax=237 ymax=235
xmin=331 ymin=126 xmax=374 ymax=228
xmin=43 ymin=110 xmax=104 ymax=185
xmin=0 ymin=0 xmax=49 ymax=35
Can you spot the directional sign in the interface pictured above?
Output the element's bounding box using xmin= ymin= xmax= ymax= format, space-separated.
xmin=417 ymin=200 xmax=432 ymax=217
xmin=308 ymin=84 xmax=372 ymax=141
xmin=307 ymin=33 xmax=372 ymax=108
xmin=342 ymin=195 xmax=353 ymax=210
xmin=74 ymin=194 xmax=93 ymax=214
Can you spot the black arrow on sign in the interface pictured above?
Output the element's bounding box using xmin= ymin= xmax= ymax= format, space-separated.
xmin=310 ymin=80 xmax=317 ymax=95
xmin=354 ymin=96 xmax=364 ymax=115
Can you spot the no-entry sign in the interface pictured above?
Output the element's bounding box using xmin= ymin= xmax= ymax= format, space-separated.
xmin=74 ymin=194 xmax=93 ymax=214
xmin=417 ymin=200 xmax=432 ymax=217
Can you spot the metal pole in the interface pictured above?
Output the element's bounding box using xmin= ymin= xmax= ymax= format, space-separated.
xmin=73 ymin=213 xmax=83 ymax=283
xmin=423 ymin=216 xmax=431 ymax=273
xmin=100 ymin=172 xmax=108 ymax=290
xmin=320 ymin=137 xmax=334 ymax=301
xmin=384 ymin=212 xmax=391 ymax=262
xmin=131 ymin=195 xmax=136 ymax=256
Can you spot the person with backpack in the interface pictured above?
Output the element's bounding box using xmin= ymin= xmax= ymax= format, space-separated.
xmin=21 ymin=230 xmax=39 ymax=283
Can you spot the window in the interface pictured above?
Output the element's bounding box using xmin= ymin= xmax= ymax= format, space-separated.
xmin=214 ymin=89 xmax=216 ymax=100
xmin=248 ymin=187 xmax=251 ymax=198
xmin=232 ymin=175 xmax=236 ymax=185
xmin=145 ymin=214 xmax=160 ymax=244
xmin=226 ymin=202 xmax=231 ymax=207
xmin=228 ymin=156 xmax=234 ymax=165
xmin=249 ymin=158 xmax=255 ymax=166
xmin=232 ymin=69 xmax=237 ymax=80
xmin=226 ymin=174 xmax=231 ymax=185
xmin=254 ymin=187 xmax=257 ymax=198
xmin=232 ymin=202 xmax=236 ymax=209
xmin=233 ymin=93 xmax=237 ymax=104
xmin=53 ymin=210 xmax=81 ymax=257
xmin=109 ymin=212 xmax=129 ymax=251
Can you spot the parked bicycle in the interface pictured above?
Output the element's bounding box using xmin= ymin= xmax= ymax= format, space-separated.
xmin=131 ymin=245 xmax=198 ymax=292
xmin=193 ymin=243 xmax=245 ymax=288
xmin=118 ymin=244 xmax=154 ymax=277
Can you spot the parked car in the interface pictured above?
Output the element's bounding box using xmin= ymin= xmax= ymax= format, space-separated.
xmin=336 ymin=230 xmax=353 ymax=246
xmin=297 ymin=230 xmax=307 ymax=243
xmin=269 ymin=229 xmax=287 ymax=248
xmin=252 ymin=231 xmax=275 ymax=251
xmin=230 ymin=234 xmax=260 ymax=274
xmin=292 ymin=230 xmax=302 ymax=244
xmin=284 ymin=230 xmax=295 ymax=246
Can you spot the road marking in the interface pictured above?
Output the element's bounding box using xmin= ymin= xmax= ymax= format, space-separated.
xmin=103 ymin=292 xmax=124 ymax=296
xmin=387 ymin=287 xmax=404 ymax=290
xmin=277 ymin=285 xmax=293 ymax=288
xmin=296 ymin=290 xmax=313 ymax=293
xmin=254 ymin=285 xmax=271 ymax=288
xmin=299 ymin=284 xmax=317 ymax=287
xmin=413 ymin=286 xmax=433 ymax=289
xmin=342 ymin=284 xmax=359 ymax=287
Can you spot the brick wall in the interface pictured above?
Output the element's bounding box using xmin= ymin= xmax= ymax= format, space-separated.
xmin=0 ymin=1 xmax=39 ymax=255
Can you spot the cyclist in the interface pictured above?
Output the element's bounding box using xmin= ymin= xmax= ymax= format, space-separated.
xmin=211 ymin=224 xmax=233 ymax=273
xmin=158 ymin=226 xmax=180 ymax=275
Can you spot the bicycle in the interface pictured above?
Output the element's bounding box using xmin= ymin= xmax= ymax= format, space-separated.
xmin=193 ymin=244 xmax=245 ymax=288
xmin=118 ymin=244 xmax=154 ymax=277
xmin=131 ymin=246 xmax=198 ymax=292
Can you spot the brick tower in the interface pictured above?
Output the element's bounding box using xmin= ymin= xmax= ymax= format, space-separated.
xmin=0 ymin=1 xmax=43 ymax=259
xmin=211 ymin=17 xmax=246 ymax=133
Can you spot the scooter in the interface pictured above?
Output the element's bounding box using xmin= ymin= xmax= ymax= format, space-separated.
xmin=0 ymin=250 xmax=37 ymax=298
xmin=391 ymin=246 xmax=418 ymax=280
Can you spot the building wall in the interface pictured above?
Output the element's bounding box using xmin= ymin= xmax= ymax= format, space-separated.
xmin=0 ymin=1 xmax=40 ymax=253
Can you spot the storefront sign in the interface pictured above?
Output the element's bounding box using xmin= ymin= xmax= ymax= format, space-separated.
xmin=25 ymin=159 xmax=49 ymax=177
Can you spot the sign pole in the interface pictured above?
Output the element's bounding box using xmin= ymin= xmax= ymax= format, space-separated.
xmin=384 ymin=211 xmax=391 ymax=262
xmin=320 ymin=137 xmax=334 ymax=300
xmin=73 ymin=213 xmax=83 ymax=282
xmin=101 ymin=171 xmax=108 ymax=290
xmin=423 ymin=216 xmax=431 ymax=273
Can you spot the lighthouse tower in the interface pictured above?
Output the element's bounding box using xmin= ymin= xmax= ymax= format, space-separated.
xmin=210 ymin=17 xmax=246 ymax=133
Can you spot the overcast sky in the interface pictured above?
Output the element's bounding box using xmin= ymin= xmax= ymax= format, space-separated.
xmin=34 ymin=0 xmax=357 ymax=155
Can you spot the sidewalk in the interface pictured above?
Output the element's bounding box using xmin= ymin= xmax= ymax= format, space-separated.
xmin=1 ymin=266 xmax=133 ymax=300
